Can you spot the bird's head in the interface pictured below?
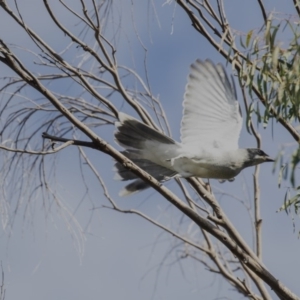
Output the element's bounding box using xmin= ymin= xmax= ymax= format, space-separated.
xmin=244 ymin=148 xmax=274 ymax=167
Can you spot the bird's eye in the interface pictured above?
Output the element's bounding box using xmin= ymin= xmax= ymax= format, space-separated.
xmin=256 ymin=150 xmax=264 ymax=156
xmin=261 ymin=150 xmax=267 ymax=156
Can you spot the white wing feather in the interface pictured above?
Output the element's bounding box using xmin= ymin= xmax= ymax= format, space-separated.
xmin=180 ymin=59 xmax=242 ymax=151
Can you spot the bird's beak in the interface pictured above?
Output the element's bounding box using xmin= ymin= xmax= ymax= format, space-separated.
xmin=265 ymin=156 xmax=274 ymax=162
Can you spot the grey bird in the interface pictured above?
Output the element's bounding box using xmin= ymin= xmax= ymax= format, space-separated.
xmin=114 ymin=59 xmax=273 ymax=196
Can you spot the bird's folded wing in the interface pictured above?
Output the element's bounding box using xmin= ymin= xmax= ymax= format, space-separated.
xmin=180 ymin=59 xmax=242 ymax=151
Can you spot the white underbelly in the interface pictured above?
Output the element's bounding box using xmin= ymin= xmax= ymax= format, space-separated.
xmin=172 ymin=156 xmax=240 ymax=179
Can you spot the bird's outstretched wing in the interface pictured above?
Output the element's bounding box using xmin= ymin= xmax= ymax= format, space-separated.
xmin=180 ymin=59 xmax=242 ymax=151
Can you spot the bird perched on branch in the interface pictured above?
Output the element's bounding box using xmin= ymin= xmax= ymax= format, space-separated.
xmin=114 ymin=59 xmax=273 ymax=196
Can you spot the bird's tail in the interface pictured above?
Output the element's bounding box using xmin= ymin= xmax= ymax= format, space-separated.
xmin=114 ymin=113 xmax=178 ymax=196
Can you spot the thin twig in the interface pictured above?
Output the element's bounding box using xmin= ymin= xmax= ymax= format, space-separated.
xmin=257 ymin=0 xmax=268 ymax=23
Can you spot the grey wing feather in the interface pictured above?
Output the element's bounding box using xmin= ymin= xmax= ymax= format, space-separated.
xmin=181 ymin=59 xmax=242 ymax=151
xmin=114 ymin=151 xmax=176 ymax=181
xmin=118 ymin=180 xmax=150 ymax=197
xmin=114 ymin=113 xmax=178 ymax=196
xmin=114 ymin=152 xmax=176 ymax=196
xmin=115 ymin=113 xmax=175 ymax=150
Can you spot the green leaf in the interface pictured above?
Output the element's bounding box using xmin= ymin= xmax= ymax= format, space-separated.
xmin=240 ymin=35 xmax=245 ymax=49
xmin=246 ymin=30 xmax=253 ymax=48
xmin=281 ymin=195 xmax=300 ymax=212
xmin=272 ymin=46 xmax=279 ymax=71
xmin=277 ymin=190 xmax=297 ymax=213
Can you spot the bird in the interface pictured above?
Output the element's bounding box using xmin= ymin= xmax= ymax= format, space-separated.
xmin=114 ymin=59 xmax=273 ymax=196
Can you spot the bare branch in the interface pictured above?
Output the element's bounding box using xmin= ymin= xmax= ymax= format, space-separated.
xmin=293 ymin=0 xmax=300 ymax=17
xmin=257 ymin=0 xmax=268 ymax=23
xmin=0 ymin=141 xmax=73 ymax=155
